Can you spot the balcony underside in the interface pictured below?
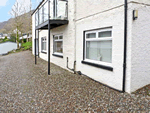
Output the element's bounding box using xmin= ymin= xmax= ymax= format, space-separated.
xmin=35 ymin=20 xmax=69 ymax=30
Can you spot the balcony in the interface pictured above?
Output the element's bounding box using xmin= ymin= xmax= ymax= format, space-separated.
xmin=35 ymin=0 xmax=68 ymax=30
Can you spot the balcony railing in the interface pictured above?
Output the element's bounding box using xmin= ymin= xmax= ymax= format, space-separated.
xmin=35 ymin=0 xmax=68 ymax=27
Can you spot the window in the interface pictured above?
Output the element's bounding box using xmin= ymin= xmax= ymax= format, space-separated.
xmin=84 ymin=28 xmax=112 ymax=65
xmin=53 ymin=35 xmax=63 ymax=56
xmin=41 ymin=37 xmax=47 ymax=53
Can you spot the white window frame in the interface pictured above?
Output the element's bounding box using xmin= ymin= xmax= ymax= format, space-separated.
xmin=53 ymin=34 xmax=63 ymax=56
xmin=41 ymin=37 xmax=47 ymax=53
xmin=84 ymin=28 xmax=112 ymax=67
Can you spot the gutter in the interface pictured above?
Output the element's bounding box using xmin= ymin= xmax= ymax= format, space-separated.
xmin=122 ymin=0 xmax=128 ymax=92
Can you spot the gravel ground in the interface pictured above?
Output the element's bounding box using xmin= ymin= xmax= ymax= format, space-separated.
xmin=0 ymin=51 xmax=149 ymax=112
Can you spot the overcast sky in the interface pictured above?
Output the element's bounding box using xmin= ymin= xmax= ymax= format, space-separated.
xmin=0 ymin=0 xmax=42 ymax=22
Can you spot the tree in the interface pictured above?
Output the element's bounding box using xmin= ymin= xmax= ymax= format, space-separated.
xmin=10 ymin=0 xmax=24 ymax=49
xmin=10 ymin=33 xmax=16 ymax=42
xmin=9 ymin=0 xmax=32 ymax=48
xmin=21 ymin=0 xmax=32 ymax=42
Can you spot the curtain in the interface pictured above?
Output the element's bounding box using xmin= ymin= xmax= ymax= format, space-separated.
xmin=86 ymin=40 xmax=112 ymax=63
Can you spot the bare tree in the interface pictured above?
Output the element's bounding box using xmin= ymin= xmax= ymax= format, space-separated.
xmin=23 ymin=0 xmax=32 ymax=42
xmin=10 ymin=0 xmax=24 ymax=49
xmin=9 ymin=0 xmax=33 ymax=48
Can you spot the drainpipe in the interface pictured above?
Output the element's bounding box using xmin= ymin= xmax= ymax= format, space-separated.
xmin=74 ymin=0 xmax=77 ymax=73
xmin=34 ymin=32 xmax=37 ymax=64
xmin=122 ymin=0 xmax=128 ymax=92
xmin=48 ymin=0 xmax=51 ymax=75
xmin=38 ymin=30 xmax=40 ymax=58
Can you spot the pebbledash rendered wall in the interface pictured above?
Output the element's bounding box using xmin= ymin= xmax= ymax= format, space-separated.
xmin=130 ymin=2 xmax=150 ymax=92
xmin=75 ymin=0 xmax=150 ymax=93
xmin=75 ymin=0 xmax=125 ymax=92
xmin=32 ymin=0 xmax=150 ymax=93
xmin=125 ymin=1 xmax=150 ymax=93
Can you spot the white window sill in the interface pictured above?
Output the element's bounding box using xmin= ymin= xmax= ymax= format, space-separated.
xmin=82 ymin=59 xmax=113 ymax=71
xmin=52 ymin=52 xmax=63 ymax=58
xmin=41 ymin=50 xmax=47 ymax=54
xmin=84 ymin=59 xmax=112 ymax=67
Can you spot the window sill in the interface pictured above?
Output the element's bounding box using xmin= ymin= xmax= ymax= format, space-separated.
xmin=41 ymin=51 xmax=47 ymax=54
xmin=52 ymin=54 xmax=63 ymax=58
xmin=81 ymin=60 xmax=113 ymax=71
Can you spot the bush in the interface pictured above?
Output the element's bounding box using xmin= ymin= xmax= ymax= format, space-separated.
xmin=2 ymin=37 xmax=9 ymax=42
xmin=22 ymin=41 xmax=32 ymax=50
xmin=4 ymin=36 xmax=7 ymax=40
xmin=23 ymin=39 xmax=26 ymax=43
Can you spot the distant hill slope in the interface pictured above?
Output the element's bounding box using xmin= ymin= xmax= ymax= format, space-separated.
xmin=0 ymin=10 xmax=34 ymax=33
xmin=0 ymin=21 xmax=8 ymax=30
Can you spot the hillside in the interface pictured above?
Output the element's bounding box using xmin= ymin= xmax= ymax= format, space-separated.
xmin=0 ymin=21 xmax=8 ymax=30
xmin=0 ymin=10 xmax=34 ymax=33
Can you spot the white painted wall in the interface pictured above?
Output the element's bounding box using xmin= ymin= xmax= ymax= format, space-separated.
xmin=75 ymin=5 xmax=125 ymax=91
xmin=32 ymin=0 xmax=150 ymax=93
xmin=38 ymin=30 xmax=48 ymax=61
xmin=125 ymin=3 xmax=133 ymax=93
xmin=76 ymin=0 xmax=124 ymax=21
xmin=129 ymin=0 xmax=150 ymax=4
xmin=36 ymin=0 xmax=76 ymax=70
xmin=32 ymin=13 xmax=35 ymax=55
xmin=130 ymin=3 xmax=150 ymax=92
xmin=75 ymin=0 xmax=150 ymax=93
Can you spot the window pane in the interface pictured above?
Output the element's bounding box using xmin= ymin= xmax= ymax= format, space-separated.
xmin=44 ymin=1 xmax=48 ymax=22
xmin=42 ymin=42 xmax=44 ymax=50
xmin=43 ymin=42 xmax=45 ymax=50
xmin=39 ymin=7 xmax=43 ymax=24
xmin=98 ymin=31 xmax=112 ymax=38
xmin=50 ymin=0 xmax=54 ymax=19
xmin=57 ymin=0 xmax=67 ymax=19
xmin=42 ymin=38 xmax=46 ymax=51
xmin=59 ymin=36 xmax=63 ymax=39
xmin=44 ymin=42 xmax=46 ymax=50
xmin=86 ymin=33 xmax=96 ymax=38
xmin=86 ymin=40 xmax=112 ymax=63
xmin=54 ymin=36 xmax=58 ymax=40
xmin=55 ymin=41 xmax=63 ymax=53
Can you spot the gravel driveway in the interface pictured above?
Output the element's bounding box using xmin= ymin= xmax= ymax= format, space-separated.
xmin=0 ymin=51 xmax=149 ymax=112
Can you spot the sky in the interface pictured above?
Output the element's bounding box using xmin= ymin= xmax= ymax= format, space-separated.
xmin=0 ymin=0 xmax=41 ymax=22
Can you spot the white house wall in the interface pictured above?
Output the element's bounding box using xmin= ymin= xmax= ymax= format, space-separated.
xmin=37 ymin=0 xmax=75 ymax=70
xmin=39 ymin=30 xmax=48 ymax=61
xmin=32 ymin=0 xmax=48 ymax=55
xmin=76 ymin=0 xmax=124 ymax=21
xmin=75 ymin=5 xmax=125 ymax=91
xmin=129 ymin=0 xmax=150 ymax=4
xmin=32 ymin=0 xmax=150 ymax=93
xmin=50 ymin=0 xmax=76 ymax=69
xmin=32 ymin=13 xmax=35 ymax=55
xmin=130 ymin=3 xmax=150 ymax=92
xmin=125 ymin=3 xmax=133 ymax=93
